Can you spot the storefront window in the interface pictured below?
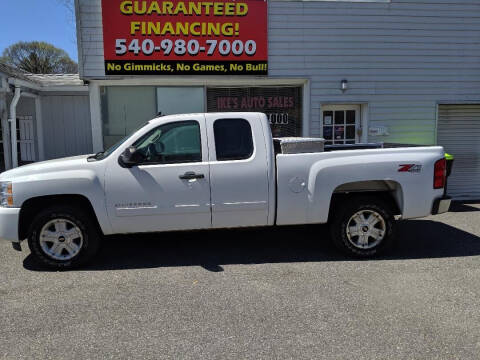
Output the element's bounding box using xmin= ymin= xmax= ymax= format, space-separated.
xmin=101 ymin=86 xmax=206 ymax=150
xmin=207 ymin=87 xmax=303 ymax=137
xmin=156 ymin=87 xmax=204 ymax=116
xmin=101 ymin=86 xmax=303 ymax=150
xmin=101 ymin=86 xmax=157 ymax=149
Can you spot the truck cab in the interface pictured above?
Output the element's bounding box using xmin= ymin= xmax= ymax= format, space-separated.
xmin=104 ymin=112 xmax=275 ymax=233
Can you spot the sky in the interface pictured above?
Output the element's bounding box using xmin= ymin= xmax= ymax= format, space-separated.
xmin=0 ymin=0 xmax=78 ymax=61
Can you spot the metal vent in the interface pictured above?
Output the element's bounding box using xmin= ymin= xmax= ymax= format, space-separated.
xmin=437 ymin=104 xmax=480 ymax=200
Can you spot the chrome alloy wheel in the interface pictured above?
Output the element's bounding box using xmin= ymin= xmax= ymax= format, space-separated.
xmin=39 ymin=219 xmax=84 ymax=261
xmin=346 ymin=210 xmax=386 ymax=249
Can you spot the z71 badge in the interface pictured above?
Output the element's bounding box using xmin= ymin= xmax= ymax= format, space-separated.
xmin=398 ymin=164 xmax=422 ymax=173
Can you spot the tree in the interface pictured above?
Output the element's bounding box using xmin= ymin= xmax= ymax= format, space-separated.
xmin=0 ymin=41 xmax=78 ymax=74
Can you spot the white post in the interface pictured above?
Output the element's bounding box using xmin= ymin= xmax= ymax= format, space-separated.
xmin=89 ymin=82 xmax=103 ymax=152
xmin=9 ymin=86 xmax=21 ymax=168
xmin=35 ymin=96 xmax=45 ymax=161
xmin=302 ymin=80 xmax=311 ymax=137
xmin=361 ymin=104 xmax=369 ymax=143
xmin=0 ymin=91 xmax=11 ymax=170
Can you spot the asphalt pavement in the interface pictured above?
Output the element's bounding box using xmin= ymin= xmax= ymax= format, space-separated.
xmin=1 ymin=201 xmax=480 ymax=359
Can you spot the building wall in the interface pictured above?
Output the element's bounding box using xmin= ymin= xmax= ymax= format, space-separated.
xmin=41 ymin=95 xmax=93 ymax=159
xmin=76 ymin=0 xmax=480 ymax=144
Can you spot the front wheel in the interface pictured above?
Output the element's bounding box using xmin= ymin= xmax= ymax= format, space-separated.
xmin=27 ymin=205 xmax=100 ymax=269
xmin=330 ymin=196 xmax=395 ymax=258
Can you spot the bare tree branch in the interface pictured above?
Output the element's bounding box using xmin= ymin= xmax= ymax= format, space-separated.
xmin=56 ymin=0 xmax=77 ymax=45
xmin=56 ymin=0 xmax=74 ymax=17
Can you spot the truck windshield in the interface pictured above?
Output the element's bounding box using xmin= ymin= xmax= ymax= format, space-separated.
xmin=90 ymin=122 xmax=149 ymax=161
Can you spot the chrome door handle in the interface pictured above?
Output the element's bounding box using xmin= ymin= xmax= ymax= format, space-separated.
xmin=179 ymin=171 xmax=205 ymax=180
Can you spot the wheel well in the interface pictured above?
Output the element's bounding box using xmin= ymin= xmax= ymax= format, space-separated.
xmin=18 ymin=194 xmax=103 ymax=240
xmin=329 ymin=191 xmax=401 ymax=222
xmin=331 ymin=181 xmax=402 ymax=215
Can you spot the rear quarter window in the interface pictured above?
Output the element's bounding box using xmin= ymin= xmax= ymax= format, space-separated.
xmin=213 ymin=118 xmax=254 ymax=161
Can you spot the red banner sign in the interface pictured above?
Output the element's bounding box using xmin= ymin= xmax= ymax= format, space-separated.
xmin=101 ymin=0 xmax=268 ymax=75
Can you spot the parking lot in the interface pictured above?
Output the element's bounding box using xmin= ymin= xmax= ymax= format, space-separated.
xmin=1 ymin=201 xmax=480 ymax=359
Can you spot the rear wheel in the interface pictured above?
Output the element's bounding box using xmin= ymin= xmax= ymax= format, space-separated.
xmin=330 ymin=196 xmax=395 ymax=258
xmin=27 ymin=205 xmax=100 ymax=269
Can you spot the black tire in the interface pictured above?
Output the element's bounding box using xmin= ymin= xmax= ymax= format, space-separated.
xmin=27 ymin=205 xmax=100 ymax=269
xmin=329 ymin=196 xmax=395 ymax=258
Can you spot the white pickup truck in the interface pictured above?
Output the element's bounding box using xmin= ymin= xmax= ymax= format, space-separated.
xmin=0 ymin=112 xmax=451 ymax=269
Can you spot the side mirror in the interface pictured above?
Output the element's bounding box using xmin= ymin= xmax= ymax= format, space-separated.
xmin=119 ymin=146 xmax=144 ymax=168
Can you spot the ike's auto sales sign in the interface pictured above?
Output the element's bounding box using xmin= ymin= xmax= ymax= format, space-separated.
xmin=101 ymin=0 xmax=268 ymax=75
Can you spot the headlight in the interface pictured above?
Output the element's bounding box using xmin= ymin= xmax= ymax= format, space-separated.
xmin=0 ymin=182 xmax=13 ymax=207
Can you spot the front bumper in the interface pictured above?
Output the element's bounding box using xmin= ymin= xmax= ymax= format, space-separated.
xmin=431 ymin=196 xmax=452 ymax=215
xmin=0 ymin=207 xmax=21 ymax=242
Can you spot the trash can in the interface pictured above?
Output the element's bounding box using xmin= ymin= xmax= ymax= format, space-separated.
xmin=445 ymin=153 xmax=454 ymax=177
xmin=444 ymin=153 xmax=454 ymax=196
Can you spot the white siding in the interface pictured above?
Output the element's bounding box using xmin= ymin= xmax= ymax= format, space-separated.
xmin=42 ymin=95 xmax=93 ymax=159
xmin=76 ymin=0 xmax=105 ymax=78
xmin=76 ymin=0 xmax=480 ymax=144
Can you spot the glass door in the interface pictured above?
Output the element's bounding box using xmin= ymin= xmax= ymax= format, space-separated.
xmin=18 ymin=116 xmax=36 ymax=165
xmin=322 ymin=105 xmax=361 ymax=145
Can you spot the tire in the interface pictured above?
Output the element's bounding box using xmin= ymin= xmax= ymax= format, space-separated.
xmin=329 ymin=196 xmax=395 ymax=258
xmin=27 ymin=205 xmax=100 ymax=269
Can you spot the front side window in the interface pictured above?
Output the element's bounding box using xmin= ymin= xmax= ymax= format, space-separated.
xmin=213 ymin=118 xmax=254 ymax=161
xmin=133 ymin=121 xmax=202 ymax=164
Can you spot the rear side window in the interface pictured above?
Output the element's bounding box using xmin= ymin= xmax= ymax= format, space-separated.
xmin=213 ymin=119 xmax=254 ymax=161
